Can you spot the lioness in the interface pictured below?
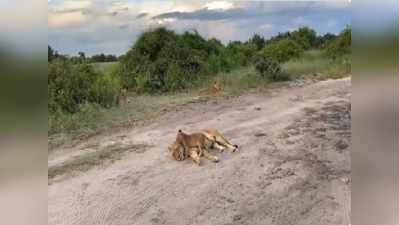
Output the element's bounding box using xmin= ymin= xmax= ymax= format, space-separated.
xmin=168 ymin=130 xmax=219 ymax=165
xmin=199 ymin=81 xmax=222 ymax=96
xmin=201 ymin=128 xmax=238 ymax=152
xmin=117 ymin=86 xmax=130 ymax=105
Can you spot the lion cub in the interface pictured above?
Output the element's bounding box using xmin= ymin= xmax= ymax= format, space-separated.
xmin=168 ymin=130 xmax=219 ymax=165
xmin=117 ymin=86 xmax=130 ymax=105
xmin=199 ymin=81 xmax=222 ymax=96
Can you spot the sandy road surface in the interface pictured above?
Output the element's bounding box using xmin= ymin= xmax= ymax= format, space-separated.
xmin=49 ymin=77 xmax=351 ymax=225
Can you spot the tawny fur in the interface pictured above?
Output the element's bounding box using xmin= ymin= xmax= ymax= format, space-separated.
xmin=200 ymin=128 xmax=238 ymax=152
xmin=117 ymin=87 xmax=130 ymax=105
xmin=168 ymin=130 xmax=219 ymax=165
xmin=199 ymin=81 xmax=222 ymax=96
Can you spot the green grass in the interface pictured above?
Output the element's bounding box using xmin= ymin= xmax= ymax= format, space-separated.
xmin=48 ymin=143 xmax=145 ymax=181
xmin=203 ymin=66 xmax=270 ymax=95
xmin=282 ymin=50 xmax=351 ymax=79
xmin=91 ymin=61 xmax=119 ymax=75
xmin=48 ymin=92 xmax=197 ymax=142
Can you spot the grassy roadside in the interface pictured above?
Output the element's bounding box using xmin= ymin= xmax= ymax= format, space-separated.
xmin=48 ymin=50 xmax=350 ymax=149
xmin=48 ymin=143 xmax=147 ymax=182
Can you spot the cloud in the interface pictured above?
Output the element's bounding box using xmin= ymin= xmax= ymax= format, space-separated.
xmin=48 ymin=11 xmax=87 ymax=27
xmin=136 ymin=12 xmax=148 ymax=19
xmin=293 ymin=16 xmax=311 ymax=26
xmin=259 ymin=24 xmax=273 ymax=31
xmin=59 ymin=0 xmax=91 ymax=10
xmin=204 ymin=1 xmax=234 ymax=10
xmin=48 ymin=0 xmax=351 ymax=56
xmin=152 ymin=8 xmax=246 ymax=21
xmin=156 ymin=18 xmax=177 ymax=25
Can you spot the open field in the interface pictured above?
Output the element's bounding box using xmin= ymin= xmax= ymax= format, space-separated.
xmin=49 ymin=77 xmax=351 ymax=225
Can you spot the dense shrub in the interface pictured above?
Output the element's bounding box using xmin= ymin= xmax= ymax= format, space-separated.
xmin=325 ymin=27 xmax=351 ymax=59
xmin=290 ymin=27 xmax=318 ymax=50
xmin=266 ymin=27 xmax=318 ymax=50
xmin=254 ymin=54 xmax=287 ymax=81
xmin=90 ymin=54 xmax=118 ymax=63
xmin=120 ymin=28 xmax=254 ymax=93
xmin=248 ymin=34 xmax=265 ymax=50
xmin=120 ymin=28 xmax=201 ymax=92
xmin=48 ymin=59 xmax=119 ymax=114
xmin=262 ymin=39 xmax=304 ymax=63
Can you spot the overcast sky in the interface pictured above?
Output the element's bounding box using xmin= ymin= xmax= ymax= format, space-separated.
xmin=48 ymin=0 xmax=351 ymax=56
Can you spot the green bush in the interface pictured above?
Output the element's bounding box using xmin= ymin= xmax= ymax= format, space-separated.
xmin=266 ymin=27 xmax=318 ymax=50
xmin=290 ymin=27 xmax=318 ymax=50
xmin=119 ymin=27 xmax=256 ymax=93
xmin=262 ymin=39 xmax=304 ymax=63
xmin=48 ymin=59 xmax=119 ymax=114
xmin=253 ymin=54 xmax=289 ymax=81
xmin=120 ymin=28 xmax=205 ymax=93
xmin=325 ymin=27 xmax=351 ymax=59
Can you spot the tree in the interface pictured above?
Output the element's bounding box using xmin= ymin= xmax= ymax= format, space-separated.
xmin=290 ymin=27 xmax=317 ymax=50
xmin=48 ymin=45 xmax=62 ymax=62
xmin=78 ymin=52 xmax=86 ymax=63
xmin=248 ymin=34 xmax=265 ymax=50
xmin=325 ymin=26 xmax=351 ymax=59
xmin=48 ymin=46 xmax=54 ymax=62
xmin=262 ymin=39 xmax=304 ymax=63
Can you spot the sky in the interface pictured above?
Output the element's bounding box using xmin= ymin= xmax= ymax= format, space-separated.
xmin=48 ymin=0 xmax=351 ymax=56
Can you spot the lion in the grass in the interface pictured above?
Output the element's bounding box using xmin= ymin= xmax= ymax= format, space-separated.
xmin=198 ymin=81 xmax=223 ymax=96
xmin=168 ymin=128 xmax=238 ymax=165
xmin=116 ymin=86 xmax=130 ymax=105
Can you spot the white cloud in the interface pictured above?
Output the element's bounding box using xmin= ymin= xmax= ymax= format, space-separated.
xmin=62 ymin=0 xmax=91 ymax=10
xmin=48 ymin=11 xmax=87 ymax=27
xmin=259 ymin=24 xmax=273 ymax=31
xmin=156 ymin=18 xmax=177 ymax=25
xmin=204 ymin=1 xmax=234 ymax=11
xmin=293 ymin=16 xmax=311 ymax=26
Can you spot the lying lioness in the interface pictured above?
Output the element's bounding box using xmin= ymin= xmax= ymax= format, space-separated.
xmin=168 ymin=130 xmax=219 ymax=165
xmin=168 ymin=129 xmax=238 ymax=165
xmin=199 ymin=81 xmax=222 ymax=96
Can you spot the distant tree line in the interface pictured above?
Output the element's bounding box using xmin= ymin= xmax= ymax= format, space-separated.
xmin=48 ymin=46 xmax=119 ymax=63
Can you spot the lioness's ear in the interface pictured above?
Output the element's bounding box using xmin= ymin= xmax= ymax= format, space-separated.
xmin=178 ymin=129 xmax=182 ymax=133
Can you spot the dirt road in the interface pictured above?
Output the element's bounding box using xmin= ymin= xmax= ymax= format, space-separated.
xmin=48 ymin=77 xmax=351 ymax=225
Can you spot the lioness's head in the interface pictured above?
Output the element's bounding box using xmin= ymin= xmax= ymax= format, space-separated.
xmin=168 ymin=141 xmax=185 ymax=161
